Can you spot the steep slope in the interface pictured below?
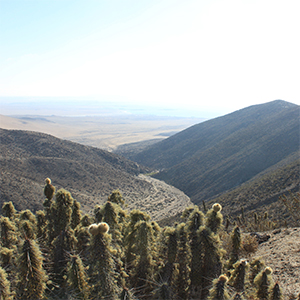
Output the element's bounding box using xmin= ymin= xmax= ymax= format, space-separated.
xmin=0 ymin=128 xmax=192 ymax=219
xmin=208 ymin=155 xmax=299 ymax=225
xmin=129 ymin=100 xmax=299 ymax=204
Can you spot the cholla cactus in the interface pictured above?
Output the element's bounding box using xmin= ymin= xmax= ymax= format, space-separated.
xmin=120 ymin=287 xmax=136 ymax=300
xmin=254 ymin=267 xmax=274 ymax=299
xmin=130 ymin=220 xmax=157 ymax=295
xmin=270 ymin=283 xmax=283 ymax=300
xmin=199 ymin=227 xmax=223 ymax=299
xmin=190 ymin=226 xmax=223 ymax=300
xmin=1 ymin=201 xmax=16 ymax=220
xmin=228 ymin=259 xmax=249 ymax=292
xmin=89 ymin=222 xmax=110 ymax=235
xmin=174 ymin=223 xmax=190 ymax=300
xmin=0 ymin=247 xmax=14 ymax=269
xmin=0 ymin=217 xmax=18 ymax=249
xmin=227 ymin=226 xmax=241 ymax=269
xmin=67 ymin=254 xmax=90 ymax=299
xmin=249 ymin=257 xmax=266 ymax=284
xmin=19 ymin=209 xmax=37 ymax=225
xmin=108 ymin=189 xmax=125 ymax=206
xmin=36 ymin=210 xmax=47 ymax=244
xmin=71 ymin=199 xmax=82 ymax=229
xmin=124 ymin=209 xmax=151 ymax=269
xmin=0 ymin=267 xmax=12 ymax=300
xmin=48 ymin=189 xmax=74 ymax=242
xmin=160 ymin=227 xmax=177 ymax=284
xmin=206 ymin=203 xmax=223 ymax=234
xmin=51 ymin=228 xmax=78 ymax=298
xmin=208 ymin=275 xmax=230 ymax=300
xmin=44 ymin=177 xmax=55 ymax=200
xmin=16 ymin=238 xmax=47 ymax=300
xmin=152 ymin=282 xmax=172 ymax=300
xmin=19 ymin=220 xmax=36 ymax=239
xmin=89 ymin=221 xmax=119 ymax=298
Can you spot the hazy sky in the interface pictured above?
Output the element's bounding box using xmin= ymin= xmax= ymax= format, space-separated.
xmin=1 ymin=0 xmax=299 ymax=116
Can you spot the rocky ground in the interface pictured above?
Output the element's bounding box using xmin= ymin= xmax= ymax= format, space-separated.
xmin=254 ymin=227 xmax=300 ymax=298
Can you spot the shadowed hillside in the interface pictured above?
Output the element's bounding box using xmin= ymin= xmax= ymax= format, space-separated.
xmin=128 ymin=100 xmax=300 ymax=205
xmin=0 ymin=128 xmax=192 ymax=219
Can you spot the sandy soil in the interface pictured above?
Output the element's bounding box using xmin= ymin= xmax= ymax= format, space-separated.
xmin=254 ymin=227 xmax=300 ymax=298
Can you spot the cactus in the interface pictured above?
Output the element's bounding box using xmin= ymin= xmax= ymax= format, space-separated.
xmin=35 ymin=210 xmax=47 ymax=244
xmin=254 ymin=267 xmax=274 ymax=299
xmin=48 ymin=188 xmax=74 ymax=243
xmin=199 ymin=226 xmax=223 ymax=299
xmin=0 ymin=217 xmax=18 ymax=249
xmin=0 ymin=247 xmax=14 ymax=270
xmin=160 ymin=227 xmax=177 ymax=284
xmin=206 ymin=203 xmax=223 ymax=234
xmin=16 ymin=238 xmax=47 ymax=300
xmin=124 ymin=209 xmax=151 ymax=269
xmin=226 ymin=226 xmax=241 ymax=269
xmin=0 ymin=267 xmax=12 ymax=300
xmin=129 ymin=220 xmax=157 ymax=296
xmin=174 ymin=223 xmax=190 ymax=300
xmin=89 ymin=221 xmax=119 ymax=298
xmin=19 ymin=220 xmax=36 ymax=239
xmin=228 ymin=259 xmax=249 ymax=292
xmin=249 ymin=257 xmax=266 ymax=284
xmin=71 ymin=199 xmax=82 ymax=229
xmin=269 ymin=282 xmax=283 ymax=300
xmin=208 ymin=275 xmax=230 ymax=300
xmin=67 ymin=254 xmax=90 ymax=299
xmin=108 ymin=189 xmax=125 ymax=206
xmin=44 ymin=177 xmax=55 ymax=200
xmin=1 ymin=201 xmax=16 ymax=220
xmin=119 ymin=287 xmax=136 ymax=300
xmin=50 ymin=229 xmax=77 ymax=298
xmin=152 ymin=282 xmax=172 ymax=300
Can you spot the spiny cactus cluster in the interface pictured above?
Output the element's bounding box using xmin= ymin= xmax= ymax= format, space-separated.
xmin=0 ymin=180 xmax=295 ymax=300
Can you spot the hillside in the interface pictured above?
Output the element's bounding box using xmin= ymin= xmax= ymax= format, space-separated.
xmin=0 ymin=128 xmax=192 ymax=219
xmin=208 ymin=155 xmax=299 ymax=225
xmin=128 ymin=100 xmax=299 ymax=206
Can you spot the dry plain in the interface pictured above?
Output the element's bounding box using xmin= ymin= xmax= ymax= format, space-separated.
xmin=0 ymin=114 xmax=204 ymax=151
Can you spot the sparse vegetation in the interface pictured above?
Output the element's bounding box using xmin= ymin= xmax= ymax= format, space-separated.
xmin=0 ymin=179 xmax=297 ymax=299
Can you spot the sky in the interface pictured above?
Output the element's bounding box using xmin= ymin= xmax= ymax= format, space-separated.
xmin=0 ymin=0 xmax=299 ymax=117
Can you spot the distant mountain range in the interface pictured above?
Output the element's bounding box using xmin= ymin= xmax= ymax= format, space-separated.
xmin=127 ymin=100 xmax=299 ymax=208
